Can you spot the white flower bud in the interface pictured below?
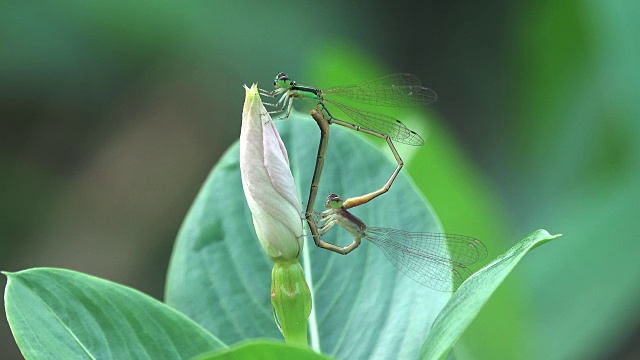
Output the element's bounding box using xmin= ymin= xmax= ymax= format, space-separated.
xmin=240 ymin=84 xmax=304 ymax=260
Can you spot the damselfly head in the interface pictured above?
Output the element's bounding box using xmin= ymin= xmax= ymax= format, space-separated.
xmin=274 ymin=72 xmax=292 ymax=88
xmin=325 ymin=193 xmax=344 ymax=209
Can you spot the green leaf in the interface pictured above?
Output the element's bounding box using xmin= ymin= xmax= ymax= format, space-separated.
xmin=418 ymin=230 xmax=562 ymax=360
xmin=193 ymin=340 xmax=332 ymax=360
xmin=166 ymin=113 xmax=455 ymax=359
xmin=4 ymin=268 xmax=225 ymax=359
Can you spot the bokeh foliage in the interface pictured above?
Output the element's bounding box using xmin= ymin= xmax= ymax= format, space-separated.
xmin=2 ymin=1 xmax=639 ymax=359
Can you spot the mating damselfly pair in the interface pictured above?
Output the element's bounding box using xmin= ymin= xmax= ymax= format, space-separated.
xmin=259 ymin=72 xmax=487 ymax=291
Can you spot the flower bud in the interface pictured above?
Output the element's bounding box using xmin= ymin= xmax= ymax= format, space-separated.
xmin=240 ymin=84 xmax=304 ymax=260
xmin=240 ymin=85 xmax=311 ymax=345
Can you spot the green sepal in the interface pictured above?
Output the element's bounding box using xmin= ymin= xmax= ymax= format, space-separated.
xmin=271 ymin=259 xmax=312 ymax=346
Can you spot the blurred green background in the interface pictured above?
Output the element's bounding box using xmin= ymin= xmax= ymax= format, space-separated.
xmin=1 ymin=1 xmax=638 ymax=359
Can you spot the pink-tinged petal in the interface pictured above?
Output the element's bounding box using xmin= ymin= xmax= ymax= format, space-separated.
xmin=240 ymin=84 xmax=303 ymax=260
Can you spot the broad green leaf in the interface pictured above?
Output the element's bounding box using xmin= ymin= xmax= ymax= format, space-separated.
xmin=419 ymin=230 xmax=561 ymax=360
xmin=4 ymin=268 xmax=225 ymax=359
xmin=194 ymin=340 xmax=332 ymax=360
xmin=166 ymin=113 xmax=454 ymax=359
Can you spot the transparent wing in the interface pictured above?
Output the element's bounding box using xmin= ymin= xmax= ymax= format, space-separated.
xmin=364 ymin=227 xmax=487 ymax=291
xmin=329 ymin=101 xmax=425 ymax=146
xmin=323 ymin=74 xmax=437 ymax=107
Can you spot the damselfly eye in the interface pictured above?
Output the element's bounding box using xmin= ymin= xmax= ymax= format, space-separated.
xmin=276 ymin=72 xmax=290 ymax=81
